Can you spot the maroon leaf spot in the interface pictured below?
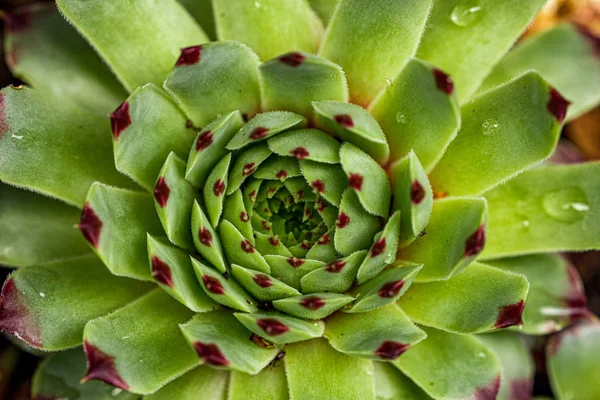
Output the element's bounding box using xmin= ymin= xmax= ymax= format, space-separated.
xmin=250 ymin=127 xmax=268 ymax=140
xmin=175 ymin=45 xmax=202 ymax=67
xmin=151 ymin=256 xmax=174 ymax=288
xmin=243 ymin=163 xmax=256 ymax=176
xmin=193 ymin=342 xmax=229 ymax=366
xmin=287 ymin=257 xmax=305 ymax=268
xmin=83 ymin=341 xmax=129 ymax=390
xmin=317 ymin=233 xmax=330 ymax=245
xmin=325 ymin=260 xmax=346 ymax=273
xmin=336 ymin=213 xmax=350 ymax=228
xmin=261 ymin=220 xmax=271 ymax=231
xmin=153 ymin=177 xmax=170 ymax=208
xmin=241 ymin=240 xmax=255 ymax=253
xmin=276 ymin=169 xmax=288 ymax=179
xmin=304 ymin=208 xmax=313 ymax=219
xmin=196 ymin=130 xmax=213 ymax=151
xmin=411 ymin=180 xmax=426 ymax=205
xmin=495 ymin=300 xmax=525 ymax=328
xmin=300 ymin=296 xmax=325 ymax=310
xmin=110 ymin=101 xmax=131 ymax=140
xmin=257 ymin=319 xmax=289 ymax=336
xmin=547 ymin=87 xmax=571 ymax=123
xmin=464 ymin=225 xmax=485 ymax=257
xmin=301 ymin=241 xmax=312 ymax=250
xmin=290 ymin=146 xmax=309 ymax=159
xmin=202 ymin=275 xmax=225 ymax=295
xmin=0 ymin=278 xmax=42 ymax=348
xmin=79 ymin=202 xmax=103 ymax=248
xmin=253 ymin=274 xmax=273 ymax=288
xmin=240 ymin=211 xmax=250 ymax=222
xmin=375 ymin=341 xmax=410 ymax=360
xmin=311 ymin=180 xmax=325 ymax=193
xmin=348 ymin=174 xmax=363 ymax=191
xmin=473 ymin=375 xmax=501 ymax=400
xmin=510 ymin=378 xmax=533 ymax=400
xmin=370 ymin=238 xmax=386 ymax=257
xmin=334 ymin=114 xmax=354 ymax=128
xmin=433 ymin=68 xmax=454 ymax=95
xmin=378 ymin=280 xmax=405 ymax=298
xmin=2 ymin=10 xmax=31 ymax=33
xmin=265 ymin=237 xmax=278 ymax=248
xmin=213 ymin=179 xmax=225 ymax=197
xmin=316 ymin=197 xmax=327 ymax=212
xmin=199 ymin=228 xmax=212 ymax=247
xmin=296 ymin=190 xmax=304 ymax=200
xmin=279 ymin=52 xmax=305 ymax=67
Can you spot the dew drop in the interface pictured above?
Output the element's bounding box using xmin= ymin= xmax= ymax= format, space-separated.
xmin=482 ymin=119 xmax=499 ymax=136
xmin=521 ymin=218 xmax=531 ymax=229
xmin=542 ymin=188 xmax=590 ymax=223
xmin=385 ymin=78 xmax=392 ymax=88
xmin=396 ymin=112 xmax=407 ymax=124
xmin=254 ymin=1 xmax=261 ymax=8
xmin=450 ymin=0 xmax=484 ymax=28
xmin=39 ymin=292 xmax=45 ymax=297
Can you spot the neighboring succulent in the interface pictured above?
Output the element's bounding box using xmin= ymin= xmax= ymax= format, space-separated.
xmin=0 ymin=1 xmax=600 ymax=399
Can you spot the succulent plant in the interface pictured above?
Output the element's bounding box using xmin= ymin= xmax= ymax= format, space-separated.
xmin=1 ymin=1 xmax=600 ymax=399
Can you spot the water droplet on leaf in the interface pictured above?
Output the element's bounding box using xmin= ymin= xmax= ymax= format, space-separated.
xmin=396 ymin=112 xmax=406 ymax=124
xmin=450 ymin=0 xmax=484 ymax=28
xmin=482 ymin=119 xmax=499 ymax=136
xmin=542 ymin=188 xmax=590 ymax=223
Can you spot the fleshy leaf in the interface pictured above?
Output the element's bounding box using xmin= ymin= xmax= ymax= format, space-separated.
xmin=319 ymin=0 xmax=432 ymax=106
xmin=227 ymin=144 xmax=272 ymax=194
xmin=203 ymin=154 xmax=231 ymax=227
xmin=254 ymin=157 xmax=301 ymax=181
xmin=226 ymin=111 xmax=307 ymax=151
xmin=273 ymin=293 xmax=354 ymax=320
xmin=145 ymin=366 xmax=228 ymax=400
xmin=213 ymin=0 xmax=321 ymax=60
xmin=285 ymin=338 xmax=375 ymax=400
xmin=369 ymin=58 xmax=461 ymax=169
xmin=547 ymin=321 xmax=600 ymax=400
xmin=394 ymin=327 xmax=502 ymax=400
xmin=356 ymin=211 xmax=401 ymax=283
xmin=260 ymin=52 xmax=348 ymax=117
xmin=399 ymin=197 xmax=487 ymax=282
xmin=191 ymin=200 xmax=227 ymax=273
xmin=164 ymin=41 xmax=261 ymax=127
xmin=0 ymin=183 xmax=90 ymax=267
xmin=83 ymin=289 xmax=198 ymax=394
xmin=229 ymin=363 xmax=288 ymax=400
xmin=222 ymin=190 xmax=254 ymax=243
xmin=57 ymin=0 xmax=209 ymax=91
xmin=113 ymin=84 xmax=196 ymax=191
xmin=147 ymin=236 xmax=219 ymax=313
xmin=305 ymin=228 xmax=338 ymax=263
xmin=308 ymin=0 xmax=339 ymax=25
xmin=429 ymin=72 xmax=563 ymax=196
xmin=482 ymin=162 xmax=600 ymax=258
xmin=180 ymin=310 xmax=280 ymax=374
xmin=235 ymin=312 xmax=325 ymax=344
xmin=300 ymin=160 xmax=347 ymax=207
xmin=300 ymin=250 xmax=366 ymax=293
xmin=334 ymin=189 xmax=381 ymax=255
xmin=3 ymin=4 xmax=127 ymax=114
xmin=485 ymin=254 xmax=588 ymax=334
xmin=231 ymin=264 xmax=301 ymax=302
xmin=0 ymin=255 xmax=151 ymax=350
xmin=264 ymin=255 xmax=325 ymax=291
xmin=219 ymin=219 xmax=271 ymax=274
xmin=83 ymin=183 xmax=163 ymax=281
xmin=399 ymin=262 xmax=529 ymax=333
xmin=416 ymin=0 xmax=547 ymax=102
xmin=374 ymin=362 xmax=432 ymax=400
xmin=178 ymin=0 xmax=217 ymax=40
xmin=313 ymin=100 xmax=389 ymax=163
xmin=255 ymin=232 xmax=293 ymax=257
xmin=0 ymin=86 xmax=136 ymax=206
xmin=326 ymin=304 xmax=426 ymax=360
xmin=268 ymin=128 xmax=341 ymax=164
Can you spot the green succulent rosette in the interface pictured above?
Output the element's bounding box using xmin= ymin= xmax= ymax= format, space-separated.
xmin=1 ymin=1 xmax=600 ymax=399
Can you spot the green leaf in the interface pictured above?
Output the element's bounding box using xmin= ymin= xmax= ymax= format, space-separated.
xmin=57 ymin=0 xmax=209 ymax=91
xmin=191 ymin=200 xmax=227 ymax=273
xmin=485 ymin=254 xmax=588 ymax=334
xmin=164 ymin=41 xmax=261 ymax=128
xmin=0 ymin=254 xmax=151 ymax=350
xmin=213 ymin=0 xmax=321 ymax=60
xmin=32 ymin=349 xmax=138 ymax=400
xmin=227 ymin=111 xmax=307 ymax=151
xmin=113 ymin=84 xmax=196 ymax=191
xmin=228 ymin=363 xmax=288 ymax=400
xmin=319 ymin=0 xmax=432 ymax=106
xmin=429 ymin=72 xmax=563 ymax=196
xmin=83 ymin=289 xmax=198 ymax=394
xmin=356 ymin=211 xmax=401 ymax=283
xmin=300 ymin=160 xmax=347 ymax=207
xmin=235 ymin=312 xmax=324 ymax=345
xmin=272 ymin=293 xmax=354 ymax=320
xmin=305 ymin=228 xmax=338 ymax=262
xmin=264 ymin=255 xmax=325 ymax=291
xmin=227 ymin=145 xmax=273 ymax=194
xmin=254 ymin=157 xmax=301 ymax=181
xmin=399 ymin=197 xmax=487 ymax=282
xmin=147 ymin=236 xmax=219 ymax=313
xmin=145 ymin=366 xmax=227 ymax=400
xmin=0 ymin=183 xmax=90 ymax=267
xmin=222 ymin=190 xmax=254 ymax=243
xmin=83 ymin=183 xmax=163 ymax=281
xmin=374 ymin=362 xmax=432 ymax=400
xmin=3 ymin=4 xmax=127 ymax=114
xmin=0 ymin=86 xmax=136 ymax=207
xmin=482 ymin=162 xmax=600 ymax=258
xmin=399 ymin=262 xmax=529 ymax=333
xmin=178 ymin=0 xmax=217 ymax=40
xmin=477 ymin=331 xmax=534 ymax=400
xmin=479 ymin=24 xmax=600 ymax=121
xmin=547 ymin=321 xmax=600 ymax=400
xmin=260 ymin=52 xmax=348 ymax=117
xmin=369 ymin=58 xmax=461 ymax=168
xmin=326 ymin=304 xmax=426 ymax=360
xmin=219 ymin=219 xmax=271 ymax=274
xmin=307 ymin=0 xmax=339 ymax=25
xmin=231 ymin=264 xmax=301 ymax=302
xmin=203 ymin=154 xmax=231 ymax=227
xmin=394 ymin=327 xmax=502 ymax=400
xmin=313 ymin=100 xmax=389 ymax=164
xmin=300 ymin=250 xmax=366 ymax=293
xmin=268 ymin=128 xmax=341 ymax=164
xmin=180 ymin=310 xmax=280 ymax=374
xmin=389 ymin=152 xmax=433 ymax=246
xmin=416 ymin=0 xmax=547 ymax=102
xmin=334 ymin=189 xmax=381 ymax=255
xmin=285 ymin=338 xmax=375 ymax=400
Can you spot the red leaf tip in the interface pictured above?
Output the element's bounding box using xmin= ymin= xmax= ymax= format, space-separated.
xmin=0 ymin=278 xmax=42 ymax=348
xmin=110 ymin=101 xmax=131 ymax=140
xmin=83 ymin=341 xmax=129 ymax=390
xmin=547 ymin=87 xmax=571 ymax=123
xmin=495 ymin=300 xmax=525 ymax=328
xmin=79 ymin=202 xmax=103 ymax=248
xmin=176 ymin=45 xmax=202 ymax=67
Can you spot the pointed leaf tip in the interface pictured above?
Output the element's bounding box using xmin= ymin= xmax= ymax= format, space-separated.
xmin=79 ymin=202 xmax=103 ymax=249
xmin=82 ymin=340 xmax=129 ymax=391
xmin=110 ymin=101 xmax=131 ymax=140
xmin=175 ymin=45 xmax=203 ymax=67
xmin=547 ymin=87 xmax=571 ymax=123
xmin=0 ymin=278 xmax=42 ymax=348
